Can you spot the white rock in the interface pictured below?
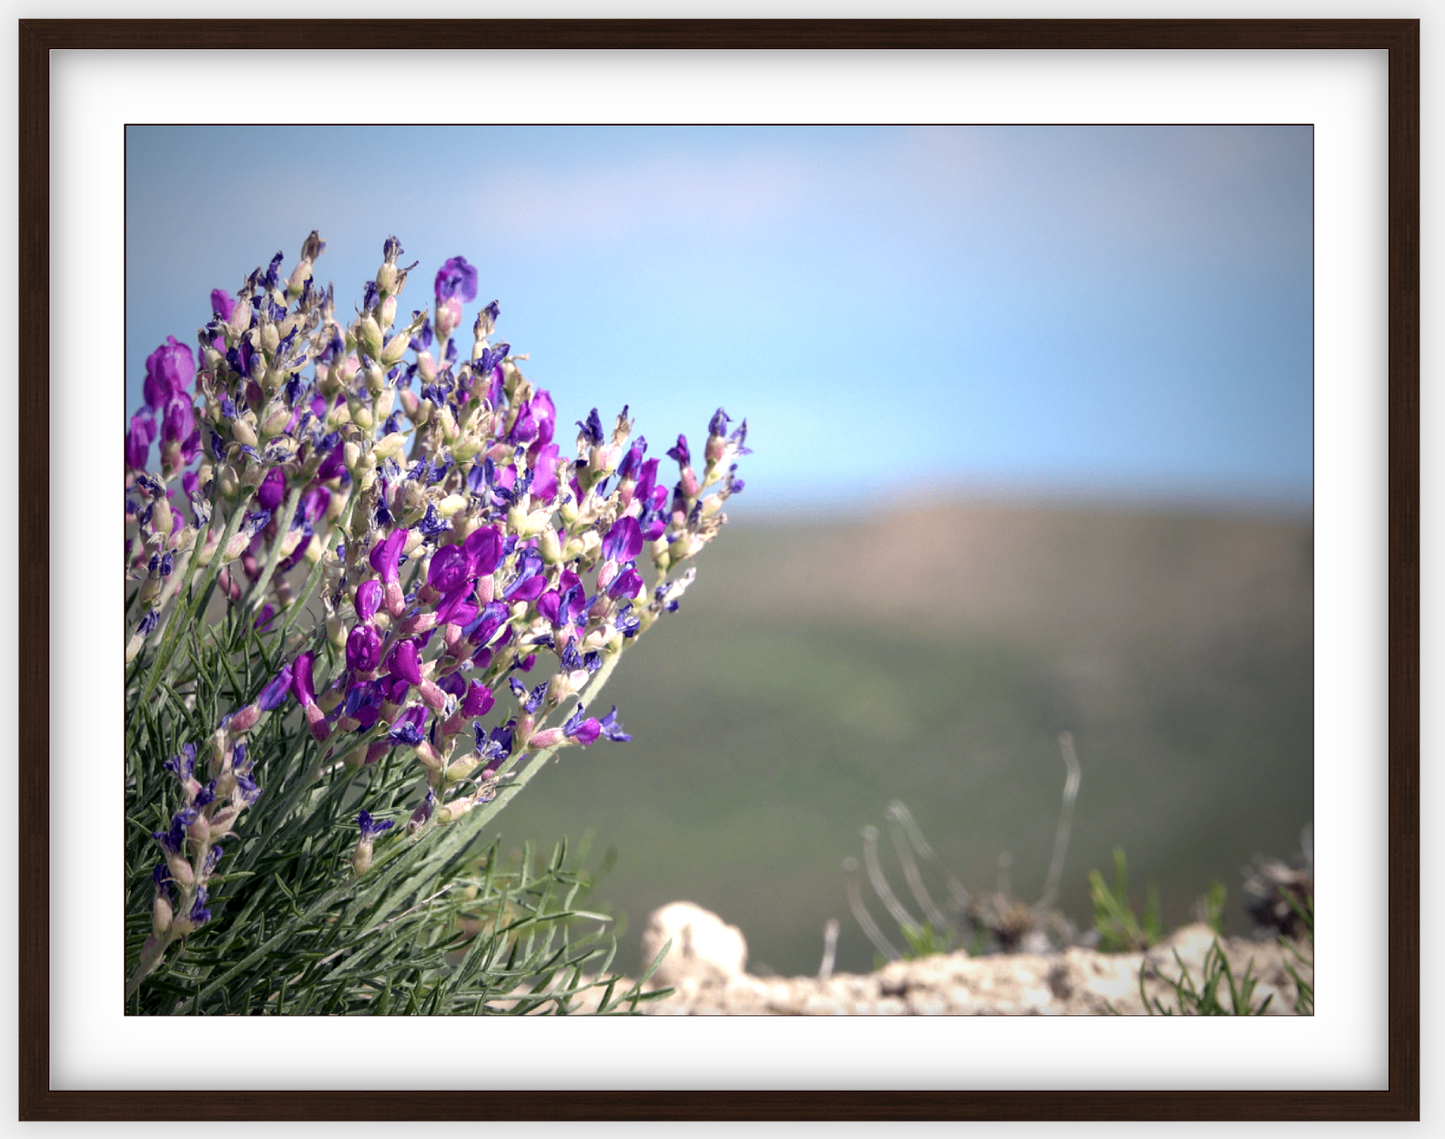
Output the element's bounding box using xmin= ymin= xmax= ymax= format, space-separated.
xmin=641 ymin=901 xmax=748 ymax=987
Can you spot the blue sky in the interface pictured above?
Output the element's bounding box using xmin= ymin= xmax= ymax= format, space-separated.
xmin=126 ymin=125 xmax=1312 ymax=515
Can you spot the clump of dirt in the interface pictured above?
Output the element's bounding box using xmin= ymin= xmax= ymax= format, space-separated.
xmin=565 ymin=922 xmax=1311 ymax=1016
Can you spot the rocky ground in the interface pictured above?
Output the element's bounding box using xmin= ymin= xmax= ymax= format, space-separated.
xmin=561 ymin=903 xmax=1313 ymax=1016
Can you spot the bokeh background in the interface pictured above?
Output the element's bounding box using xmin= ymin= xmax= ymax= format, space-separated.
xmin=126 ymin=125 xmax=1313 ymax=977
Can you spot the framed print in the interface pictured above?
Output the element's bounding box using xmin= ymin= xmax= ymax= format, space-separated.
xmin=18 ymin=18 xmax=1418 ymax=1122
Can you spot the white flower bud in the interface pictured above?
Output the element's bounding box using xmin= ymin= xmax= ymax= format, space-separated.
xmin=356 ymin=313 xmax=384 ymax=361
xmin=232 ymin=417 xmax=258 ymax=449
xmin=260 ymin=404 xmax=292 ymax=438
xmin=352 ymin=837 xmax=375 ymax=877
xmin=373 ymin=432 xmax=408 ymax=461
xmin=152 ymin=892 xmax=174 ymax=936
xmin=380 ymin=331 xmax=410 ymax=368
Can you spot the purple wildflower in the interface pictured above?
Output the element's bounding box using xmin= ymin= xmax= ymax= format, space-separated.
xmin=460 ymin=680 xmax=495 ymax=718
xmin=256 ymin=664 xmax=294 ymax=712
xmin=388 ymin=705 xmax=427 ymax=746
xmin=601 ymin=516 xmax=644 ymax=563
xmin=143 ymin=337 xmax=194 ymax=413
xmin=608 ymin=567 xmax=644 ymax=599
xmin=346 ymin=624 xmax=382 ymax=672
xmin=387 ymin=639 xmax=424 ymax=686
xmin=464 ymin=526 xmax=504 ymax=576
xmin=369 ymin=528 xmax=409 ymax=584
xmin=427 ymin=544 xmax=472 ymax=593
xmin=153 ymin=808 xmax=196 ymax=855
xmin=161 ymin=396 xmax=195 ymax=449
xmin=126 ymin=411 xmax=157 ymax=471
xmin=163 ymin=743 xmax=197 ymax=784
xmin=187 ymin=885 xmax=212 ymax=926
xmin=596 ymin=706 xmax=631 ymax=742
xmin=357 ymin=810 xmax=396 ymax=841
xmin=434 ymin=256 xmax=478 ymax=303
xmin=576 ymin=408 xmax=605 ymax=447
xmin=291 ymin=651 xmax=316 ymax=705
xmin=561 ymin=704 xmax=602 ymax=746
xmin=354 ymin=580 xmax=382 ymax=622
xmin=257 ymin=468 xmax=287 ymax=511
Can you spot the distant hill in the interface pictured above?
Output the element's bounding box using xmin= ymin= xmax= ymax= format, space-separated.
xmin=490 ymin=497 xmax=1314 ymax=977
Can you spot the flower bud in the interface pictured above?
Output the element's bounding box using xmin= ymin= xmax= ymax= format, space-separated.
xmin=151 ymin=497 xmax=174 ymax=537
xmin=187 ymin=813 xmax=211 ymax=847
xmin=436 ymin=795 xmax=477 ymax=825
xmin=229 ymin=704 xmax=260 ymax=732
xmin=435 ymin=297 xmax=463 ymax=344
xmin=373 ymin=432 xmax=408 ymax=461
xmin=445 ymin=754 xmax=481 ymax=783
xmin=260 ymin=403 xmax=292 ymax=439
xmin=591 ymin=444 xmax=620 ymax=477
xmin=152 ymin=892 xmax=174 ymax=936
xmin=227 ymin=299 xmax=252 ymax=338
xmin=232 ymin=417 xmax=259 ymax=449
xmin=380 ymin=330 xmax=411 ymax=367
xmin=355 ymin=313 xmax=384 ymax=361
xmin=545 ymin=671 xmax=574 ymax=706
xmin=166 ymin=854 xmax=195 ymax=888
xmin=348 ymin=398 xmax=374 ymax=432
xmin=352 ymin=837 xmax=375 ymax=876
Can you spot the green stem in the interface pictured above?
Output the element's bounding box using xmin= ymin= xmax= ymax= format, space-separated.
xmin=124 ymin=932 xmax=175 ymax=1002
xmin=243 ymin=483 xmax=303 ymax=615
xmin=136 ymin=489 xmax=254 ymax=715
xmin=276 ymin=486 xmax=360 ymax=641
xmin=456 ymin=649 xmax=623 ymax=838
xmin=167 ymin=650 xmax=623 ymax=1013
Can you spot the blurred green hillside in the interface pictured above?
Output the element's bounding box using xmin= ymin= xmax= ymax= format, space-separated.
xmin=489 ymin=497 xmax=1314 ymax=978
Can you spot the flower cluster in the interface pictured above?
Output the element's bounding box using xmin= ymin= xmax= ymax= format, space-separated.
xmin=144 ymin=732 xmax=263 ymax=954
xmin=127 ymin=234 xmax=747 ymax=944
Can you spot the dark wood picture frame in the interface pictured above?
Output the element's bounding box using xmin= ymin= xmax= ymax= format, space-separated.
xmin=18 ymin=18 xmax=1418 ymax=1121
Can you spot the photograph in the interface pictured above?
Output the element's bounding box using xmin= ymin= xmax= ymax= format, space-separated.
xmin=122 ymin=123 xmax=1316 ymax=1018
